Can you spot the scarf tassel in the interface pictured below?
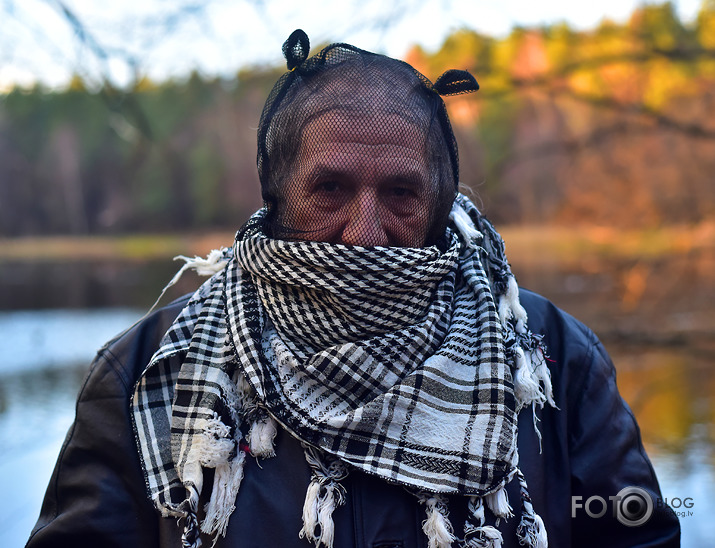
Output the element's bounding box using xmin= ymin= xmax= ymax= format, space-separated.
xmin=299 ymin=446 xmax=349 ymax=548
xmin=181 ymin=496 xmax=202 ymax=548
xmin=516 ymin=470 xmax=548 ymax=548
xmin=450 ymin=205 xmax=483 ymax=246
xmin=247 ymin=415 xmax=278 ymax=458
xmin=485 ymin=486 xmax=513 ymax=520
xmin=143 ymin=248 xmax=230 ymax=320
xmin=179 ymin=415 xmax=247 ymax=544
xmin=239 ymin=374 xmax=278 ymax=459
xmin=532 ymin=347 xmax=555 ymax=408
xmin=489 ymin=249 xmax=553 ymax=415
xmin=201 ymin=451 xmax=246 ymax=539
xmin=462 ymin=523 xmax=503 ymax=548
xmin=419 ymin=493 xmax=456 ymax=548
xmin=462 ymin=496 xmax=502 ymax=548
xmin=514 ymin=345 xmax=555 ymax=408
xmin=498 ymin=276 xmax=527 ymax=328
xmin=513 ymin=346 xmax=544 ymax=410
xmin=299 ymin=476 xmax=347 ymax=548
xmin=518 ymin=512 xmax=548 ymax=548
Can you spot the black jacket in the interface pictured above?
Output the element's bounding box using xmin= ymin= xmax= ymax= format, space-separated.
xmin=27 ymin=289 xmax=680 ymax=547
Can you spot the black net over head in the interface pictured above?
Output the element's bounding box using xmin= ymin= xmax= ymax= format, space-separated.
xmin=257 ymin=29 xmax=478 ymax=248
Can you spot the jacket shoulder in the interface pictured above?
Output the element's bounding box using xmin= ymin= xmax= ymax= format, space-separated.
xmin=518 ymin=287 xmax=597 ymax=355
xmin=518 ymin=287 xmax=591 ymax=333
xmin=90 ymin=294 xmax=192 ymax=393
xmin=516 ymin=287 xmax=607 ymax=417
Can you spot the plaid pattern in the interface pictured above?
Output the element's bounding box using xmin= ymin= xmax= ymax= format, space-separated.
xmin=131 ymin=196 xmax=530 ymax=529
xmin=228 ymin=231 xmax=516 ymax=494
xmin=131 ymin=268 xmax=240 ymax=516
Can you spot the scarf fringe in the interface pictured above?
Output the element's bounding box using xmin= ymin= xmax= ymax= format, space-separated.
xmin=499 ymin=274 xmax=553 ymax=414
xmin=462 ymin=523 xmax=503 ymax=548
xmin=201 ymin=451 xmax=246 ymax=539
xmin=174 ymin=249 xmax=231 ymax=277
xmin=531 ymin=347 xmax=555 ymax=408
xmin=179 ymin=414 xmax=247 ymax=544
xmin=462 ymin=496 xmax=503 ymax=548
xmin=300 ymin=481 xmax=324 ymax=545
xmin=299 ymin=446 xmax=349 ymax=548
xmin=181 ymin=496 xmax=202 ymax=548
xmin=514 ymin=347 xmax=543 ymax=409
xmin=468 ymin=495 xmax=485 ymax=525
xmin=144 ymin=248 xmax=230 ymax=320
xmin=498 ymin=277 xmax=527 ymax=329
xmin=516 ymin=470 xmax=548 ymax=548
xmin=484 ymin=486 xmax=513 ymax=519
xmin=513 ymin=344 xmax=555 ymax=413
xmin=418 ymin=493 xmax=456 ymax=548
xmin=247 ymin=415 xmax=278 ymax=458
xmin=450 ymin=205 xmax=483 ymax=244
xmin=236 ymin=372 xmax=278 ymax=458
xmin=453 ymin=199 xmax=555 ymax=417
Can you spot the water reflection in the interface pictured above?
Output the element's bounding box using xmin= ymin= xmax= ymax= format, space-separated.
xmin=0 ymin=308 xmax=141 ymax=374
xmin=0 ymin=361 xmax=92 ymax=547
xmin=612 ymin=344 xmax=715 ymax=546
xmin=0 ymin=308 xmax=145 ymax=547
xmin=0 ymin=364 xmax=88 ymax=494
xmin=615 ymin=345 xmax=714 ymax=456
xmin=0 ymin=259 xmax=204 ymax=310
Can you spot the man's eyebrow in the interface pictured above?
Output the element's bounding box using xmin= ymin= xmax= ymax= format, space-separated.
xmin=305 ymin=165 xmax=428 ymax=186
xmin=305 ymin=164 xmax=350 ymax=184
xmin=381 ymin=168 xmax=430 ymax=188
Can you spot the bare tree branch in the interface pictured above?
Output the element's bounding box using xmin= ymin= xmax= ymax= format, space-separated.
xmin=557 ymin=88 xmax=715 ymax=140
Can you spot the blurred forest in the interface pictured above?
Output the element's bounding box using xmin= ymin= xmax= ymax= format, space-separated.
xmin=1 ymin=1 xmax=715 ymax=236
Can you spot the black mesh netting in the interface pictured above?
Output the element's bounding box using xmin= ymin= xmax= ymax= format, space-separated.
xmin=257 ymin=29 xmax=479 ymax=247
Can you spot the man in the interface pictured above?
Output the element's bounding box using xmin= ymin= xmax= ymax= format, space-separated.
xmin=27 ymin=30 xmax=679 ymax=548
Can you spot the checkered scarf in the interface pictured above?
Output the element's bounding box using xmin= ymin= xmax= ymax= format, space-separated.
xmin=131 ymin=194 xmax=553 ymax=548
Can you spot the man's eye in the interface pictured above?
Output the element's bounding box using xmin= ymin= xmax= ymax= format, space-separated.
xmin=316 ymin=181 xmax=340 ymax=193
xmin=389 ymin=186 xmax=414 ymax=198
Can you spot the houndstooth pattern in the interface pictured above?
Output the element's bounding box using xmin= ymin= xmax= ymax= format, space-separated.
xmin=132 ymin=196 xmax=522 ymax=522
xmin=226 ymin=228 xmax=517 ymax=494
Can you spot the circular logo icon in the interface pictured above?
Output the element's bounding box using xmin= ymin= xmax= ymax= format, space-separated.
xmin=616 ymin=486 xmax=653 ymax=527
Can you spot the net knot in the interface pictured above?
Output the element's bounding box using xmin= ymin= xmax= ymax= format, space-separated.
xmin=283 ymin=29 xmax=310 ymax=70
xmin=433 ymin=69 xmax=479 ymax=96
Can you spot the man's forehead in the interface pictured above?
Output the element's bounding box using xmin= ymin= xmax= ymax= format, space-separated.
xmin=299 ymin=109 xmax=429 ymax=149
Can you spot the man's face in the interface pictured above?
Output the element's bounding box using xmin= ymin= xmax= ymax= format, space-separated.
xmin=277 ymin=111 xmax=439 ymax=247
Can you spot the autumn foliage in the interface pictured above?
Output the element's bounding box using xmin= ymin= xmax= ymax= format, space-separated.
xmin=1 ymin=2 xmax=714 ymax=236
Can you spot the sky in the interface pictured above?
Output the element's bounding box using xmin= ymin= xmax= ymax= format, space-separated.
xmin=0 ymin=0 xmax=706 ymax=91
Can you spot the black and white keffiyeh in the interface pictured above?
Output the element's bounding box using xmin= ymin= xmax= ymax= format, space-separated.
xmin=131 ymin=194 xmax=554 ymax=548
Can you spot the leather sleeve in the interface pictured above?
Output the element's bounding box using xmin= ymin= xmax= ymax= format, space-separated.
xmin=26 ymin=299 xmax=188 ymax=548
xmin=515 ymin=288 xmax=680 ymax=547
xmin=567 ymin=332 xmax=681 ymax=546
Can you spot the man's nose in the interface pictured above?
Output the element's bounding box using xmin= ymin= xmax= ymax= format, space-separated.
xmin=340 ymin=190 xmax=389 ymax=247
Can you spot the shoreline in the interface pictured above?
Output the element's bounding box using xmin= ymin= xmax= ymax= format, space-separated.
xmin=0 ymin=223 xmax=712 ymax=261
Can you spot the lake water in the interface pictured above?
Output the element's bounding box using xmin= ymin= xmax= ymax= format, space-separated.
xmin=0 ymin=308 xmax=143 ymax=547
xmin=1 ymin=304 xmax=713 ymax=545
